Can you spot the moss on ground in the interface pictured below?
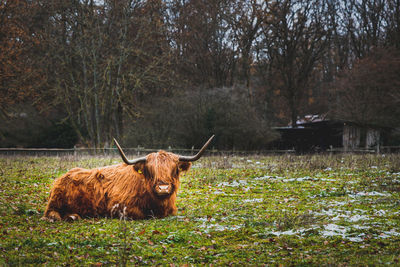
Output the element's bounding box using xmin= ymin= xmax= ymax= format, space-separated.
xmin=0 ymin=154 xmax=399 ymax=265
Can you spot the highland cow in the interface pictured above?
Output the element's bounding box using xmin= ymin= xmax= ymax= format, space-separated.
xmin=42 ymin=135 xmax=214 ymax=221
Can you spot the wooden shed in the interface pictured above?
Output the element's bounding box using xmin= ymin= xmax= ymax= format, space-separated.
xmin=271 ymin=115 xmax=388 ymax=152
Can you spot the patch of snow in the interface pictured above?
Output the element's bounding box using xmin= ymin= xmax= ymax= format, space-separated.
xmin=262 ymin=176 xmax=338 ymax=183
xmin=254 ymin=175 xmax=279 ymax=180
xmin=199 ymin=222 xmax=242 ymax=232
xmin=315 ymin=208 xmax=338 ymax=216
xmin=195 ymin=217 xmax=215 ymax=223
xmin=322 ymin=224 xmax=347 ymax=236
xmin=348 ymin=214 xmax=370 ymax=222
xmin=253 ymin=176 xmax=335 ymax=182
xmin=269 ymin=229 xmax=298 ymax=236
xmin=282 ymin=176 xmax=316 ymax=182
xmin=313 ymin=208 xmax=370 ymax=223
xmin=242 ymin=198 xmax=263 ymax=203
xmin=378 ymin=229 xmax=400 ymax=239
xmin=217 ymin=180 xmax=248 ymax=187
xmin=348 ymin=236 xmax=365 ymax=242
xmin=321 ymin=224 xmax=368 ymax=242
xmin=262 ymin=224 xmax=381 ymax=242
xmin=375 ymin=209 xmax=386 ymax=216
xmin=327 ymin=200 xmax=356 ymax=207
xmin=349 ymin=191 xmax=391 ymax=198
xmin=319 ymin=178 xmax=337 ymax=181
xmin=352 ymin=224 xmax=371 ymax=230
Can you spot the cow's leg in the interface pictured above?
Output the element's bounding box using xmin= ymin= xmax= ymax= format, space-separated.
xmin=41 ymin=210 xmax=62 ymax=222
xmin=42 ymin=190 xmax=65 ymax=222
xmin=157 ymin=205 xmax=177 ymax=218
xmin=120 ymin=206 xmax=145 ymax=220
xmin=170 ymin=205 xmax=177 ymax=216
xmin=64 ymin=213 xmax=81 ymax=221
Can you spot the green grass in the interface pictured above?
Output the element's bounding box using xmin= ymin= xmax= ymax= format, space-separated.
xmin=0 ymin=154 xmax=400 ymax=265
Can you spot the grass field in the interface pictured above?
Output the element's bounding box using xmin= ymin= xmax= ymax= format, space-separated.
xmin=0 ymin=154 xmax=400 ymax=266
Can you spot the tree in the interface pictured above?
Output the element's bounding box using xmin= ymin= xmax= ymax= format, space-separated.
xmin=228 ymin=0 xmax=266 ymax=102
xmin=385 ymin=0 xmax=400 ymax=50
xmin=125 ymin=86 xmax=278 ymax=150
xmin=41 ymin=0 xmax=176 ymax=148
xmin=0 ymin=0 xmax=44 ymax=118
xmin=259 ymin=0 xmax=330 ymax=127
xmin=169 ymin=0 xmax=236 ymax=88
xmin=331 ymin=48 xmax=400 ymax=128
xmin=343 ymin=0 xmax=386 ymax=58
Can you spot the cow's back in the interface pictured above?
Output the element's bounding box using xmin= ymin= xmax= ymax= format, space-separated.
xmin=44 ymin=167 xmax=107 ymax=219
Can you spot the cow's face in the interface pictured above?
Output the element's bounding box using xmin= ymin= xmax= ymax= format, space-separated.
xmin=114 ymin=135 xmax=214 ymax=198
xmin=134 ymin=151 xmax=191 ymax=198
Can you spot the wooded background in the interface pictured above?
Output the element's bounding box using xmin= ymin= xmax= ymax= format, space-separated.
xmin=1 ymin=0 xmax=400 ymax=149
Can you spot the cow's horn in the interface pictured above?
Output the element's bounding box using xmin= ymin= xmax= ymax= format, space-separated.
xmin=113 ymin=138 xmax=147 ymax=165
xmin=179 ymin=135 xmax=215 ymax=162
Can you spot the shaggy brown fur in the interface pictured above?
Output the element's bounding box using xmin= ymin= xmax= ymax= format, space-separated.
xmin=42 ymin=151 xmax=191 ymax=221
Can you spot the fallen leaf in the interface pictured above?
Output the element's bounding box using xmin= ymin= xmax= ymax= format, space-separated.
xmin=152 ymin=230 xmax=162 ymax=235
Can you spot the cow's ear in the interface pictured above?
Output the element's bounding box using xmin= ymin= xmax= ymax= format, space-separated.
xmin=133 ymin=162 xmax=146 ymax=174
xmin=178 ymin=161 xmax=191 ymax=172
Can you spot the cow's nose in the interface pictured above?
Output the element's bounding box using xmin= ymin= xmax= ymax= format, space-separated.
xmin=154 ymin=183 xmax=172 ymax=196
xmin=158 ymin=185 xmax=170 ymax=191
